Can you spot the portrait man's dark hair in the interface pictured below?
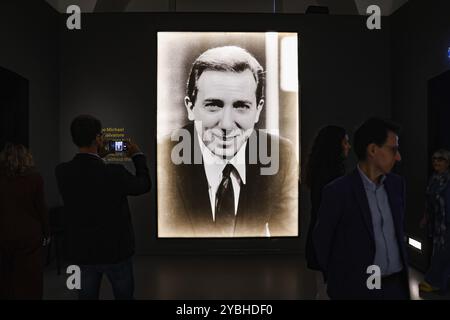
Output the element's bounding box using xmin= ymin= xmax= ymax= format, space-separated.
xmin=186 ymin=46 xmax=265 ymax=106
xmin=70 ymin=115 xmax=102 ymax=148
xmin=353 ymin=117 xmax=400 ymax=161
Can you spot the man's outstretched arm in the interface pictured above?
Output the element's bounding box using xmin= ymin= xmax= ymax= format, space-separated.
xmin=115 ymin=140 xmax=151 ymax=196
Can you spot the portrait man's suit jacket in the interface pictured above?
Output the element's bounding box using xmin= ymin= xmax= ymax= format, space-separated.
xmin=313 ymin=169 xmax=410 ymax=299
xmin=55 ymin=153 xmax=151 ymax=265
xmin=158 ymin=123 xmax=298 ymax=237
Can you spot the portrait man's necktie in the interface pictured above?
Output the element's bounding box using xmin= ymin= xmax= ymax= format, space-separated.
xmin=215 ymin=164 xmax=236 ymax=236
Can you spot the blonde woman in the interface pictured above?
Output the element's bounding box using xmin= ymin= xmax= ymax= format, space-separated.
xmin=0 ymin=143 xmax=49 ymax=299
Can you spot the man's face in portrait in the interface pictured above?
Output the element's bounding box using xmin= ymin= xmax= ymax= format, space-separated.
xmin=185 ymin=69 xmax=264 ymax=159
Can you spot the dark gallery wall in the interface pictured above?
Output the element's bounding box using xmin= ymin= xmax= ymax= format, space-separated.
xmin=0 ymin=1 xmax=60 ymax=207
xmin=391 ymin=0 xmax=450 ymax=271
xmin=59 ymin=12 xmax=392 ymax=254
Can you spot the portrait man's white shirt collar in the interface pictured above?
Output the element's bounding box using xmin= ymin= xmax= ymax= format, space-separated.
xmin=196 ymin=131 xmax=247 ymax=222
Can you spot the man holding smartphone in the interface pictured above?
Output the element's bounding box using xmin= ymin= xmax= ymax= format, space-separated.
xmin=55 ymin=115 xmax=151 ymax=300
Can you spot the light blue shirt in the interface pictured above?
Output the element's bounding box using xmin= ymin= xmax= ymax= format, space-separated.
xmin=357 ymin=165 xmax=403 ymax=276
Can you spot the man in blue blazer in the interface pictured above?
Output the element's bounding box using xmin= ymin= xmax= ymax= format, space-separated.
xmin=313 ymin=118 xmax=410 ymax=299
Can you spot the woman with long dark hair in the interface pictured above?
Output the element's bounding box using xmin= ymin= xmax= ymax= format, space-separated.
xmin=0 ymin=143 xmax=49 ymax=299
xmin=305 ymin=126 xmax=351 ymax=271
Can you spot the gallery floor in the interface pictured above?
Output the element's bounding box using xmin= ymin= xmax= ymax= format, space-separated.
xmin=42 ymin=254 xmax=448 ymax=300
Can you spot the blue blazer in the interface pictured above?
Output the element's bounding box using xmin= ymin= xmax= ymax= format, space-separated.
xmin=313 ymin=169 xmax=410 ymax=299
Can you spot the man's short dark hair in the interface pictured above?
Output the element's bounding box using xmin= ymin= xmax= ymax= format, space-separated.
xmin=70 ymin=115 xmax=102 ymax=148
xmin=186 ymin=46 xmax=265 ymax=106
xmin=354 ymin=117 xmax=400 ymax=161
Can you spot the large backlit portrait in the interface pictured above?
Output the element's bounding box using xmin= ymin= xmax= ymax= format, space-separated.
xmin=157 ymin=32 xmax=299 ymax=238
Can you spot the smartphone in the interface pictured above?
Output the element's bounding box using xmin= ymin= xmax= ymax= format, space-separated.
xmin=108 ymin=140 xmax=128 ymax=153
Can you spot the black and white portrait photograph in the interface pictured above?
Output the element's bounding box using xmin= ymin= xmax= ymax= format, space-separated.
xmin=157 ymin=32 xmax=300 ymax=238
